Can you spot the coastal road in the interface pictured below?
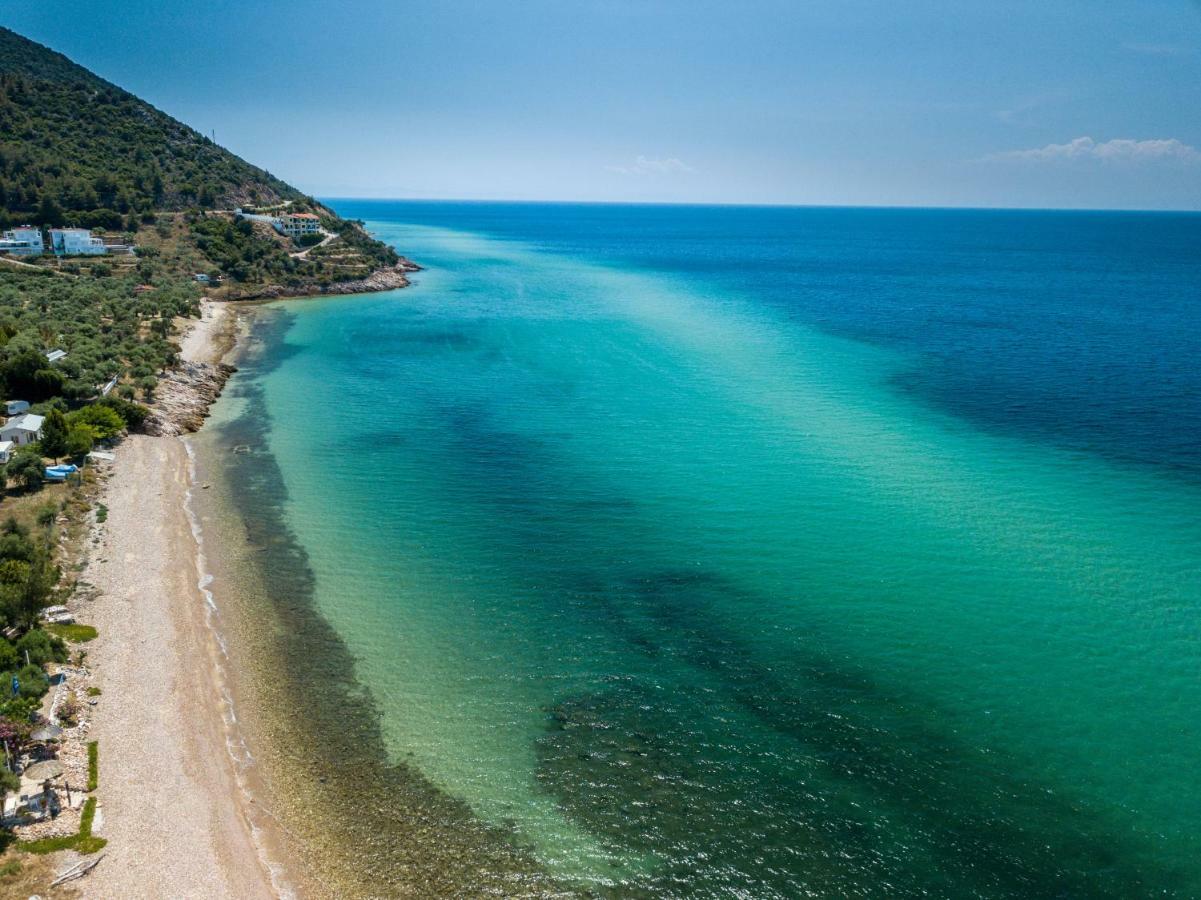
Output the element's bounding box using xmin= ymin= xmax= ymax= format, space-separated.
xmin=289 ymin=230 xmax=339 ymax=259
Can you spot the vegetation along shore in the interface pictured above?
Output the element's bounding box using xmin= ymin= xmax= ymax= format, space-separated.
xmin=0 ymin=25 xmax=416 ymax=896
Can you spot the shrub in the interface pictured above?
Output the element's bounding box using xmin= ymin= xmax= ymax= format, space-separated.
xmin=66 ymin=405 xmax=124 ymax=440
xmin=87 ymin=740 xmax=98 ymax=790
xmin=16 ymin=629 xmax=67 ymax=666
xmin=0 ymin=715 xmax=29 ymax=750
xmin=0 ymin=640 xmax=16 ymax=671
xmin=0 ymin=559 xmax=30 ymax=584
xmin=96 ymin=395 xmax=149 ymax=430
xmin=5 ymin=449 xmax=44 ymax=492
xmin=57 ymin=692 xmax=79 ymax=726
xmin=14 ymin=664 xmax=48 ymax=699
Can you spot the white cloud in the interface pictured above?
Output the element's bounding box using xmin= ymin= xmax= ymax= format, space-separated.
xmin=1122 ymin=42 xmax=1193 ymax=56
xmin=606 ymin=155 xmax=697 ymax=176
xmin=985 ymin=137 xmax=1201 ymax=164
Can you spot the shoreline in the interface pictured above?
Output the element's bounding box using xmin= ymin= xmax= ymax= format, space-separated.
xmin=81 ymin=300 xmax=301 ymax=897
xmin=215 ymin=259 xmax=421 ymax=302
xmin=166 ymin=296 xmax=562 ymax=897
xmin=82 ymin=276 xmax=562 ymax=896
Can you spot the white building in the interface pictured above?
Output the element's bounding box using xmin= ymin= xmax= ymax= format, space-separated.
xmin=234 ymin=209 xmax=321 ymax=239
xmin=44 ymin=349 xmax=67 ymax=364
xmin=277 ymin=213 xmax=321 ymax=237
xmin=49 ymin=228 xmax=107 ymax=256
xmin=0 ymin=441 xmax=13 ymax=465
xmin=0 ymin=226 xmax=44 ymax=256
xmin=4 ymin=401 xmax=29 ymax=417
xmin=0 ymin=413 xmax=44 ymax=446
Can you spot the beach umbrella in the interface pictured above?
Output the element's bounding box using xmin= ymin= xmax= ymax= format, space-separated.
xmin=30 ymin=725 xmax=64 ymax=743
xmin=22 ymin=760 xmax=64 ymax=781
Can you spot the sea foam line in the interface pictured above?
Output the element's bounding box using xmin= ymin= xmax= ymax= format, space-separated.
xmin=183 ymin=437 xmax=296 ymax=900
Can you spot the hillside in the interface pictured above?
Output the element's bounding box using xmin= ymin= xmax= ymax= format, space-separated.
xmin=0 ymin=27 xmax=406 ymax=293
xmin=0 ymin=27 xmax=303 ymax=224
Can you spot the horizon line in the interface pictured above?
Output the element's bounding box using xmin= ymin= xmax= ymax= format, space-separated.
xmin=316 ymin=196 xmax=1201 ymax=215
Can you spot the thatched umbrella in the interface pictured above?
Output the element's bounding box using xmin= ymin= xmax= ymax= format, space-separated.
xmin=22 ymin=760 xmax=64 ymax=782
xmin=30 ymin=725 xmax=64 ymax=743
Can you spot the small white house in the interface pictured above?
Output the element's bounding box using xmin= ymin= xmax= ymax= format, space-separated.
xmin=49 ymin=228 xmax=107 ymax=257
xmin=0 ymin=414 xmax=44 ymax=446
xmin=4 ymin=400 xmax=29 ymax=417
xmin=0 ymin=441 xmax=13 ymax=464
xmin=44 ymin=349 xmax=67 ymax=364
xmin=0 ymin=226 xmax=44 ymax=256
xmin=194 ymin=273 xmax=210 ymax=283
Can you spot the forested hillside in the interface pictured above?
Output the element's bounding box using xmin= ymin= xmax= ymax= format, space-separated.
xmin=0 ymin=27 xmax=301 ymax=228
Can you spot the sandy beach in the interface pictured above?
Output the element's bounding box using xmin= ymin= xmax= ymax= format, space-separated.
xmin=81 ymin=302 xmax=285 ymax=898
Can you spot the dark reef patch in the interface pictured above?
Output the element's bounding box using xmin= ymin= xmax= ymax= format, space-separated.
xmin=205 ymin=308 xmax=569 ymax=898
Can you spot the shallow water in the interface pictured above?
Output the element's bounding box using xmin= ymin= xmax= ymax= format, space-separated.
xmin=200 ymin=203 xmax=1201 ymax=896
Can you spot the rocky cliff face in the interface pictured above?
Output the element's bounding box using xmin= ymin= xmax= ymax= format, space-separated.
xmin=142 ymin=360 xmax=236 ymax=436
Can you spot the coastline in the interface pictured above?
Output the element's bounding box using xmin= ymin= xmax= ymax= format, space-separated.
xmin=82 ymin=283 xmax=558 ymax=897
xmin=177 ymin=300 xmax=562 ymax=897
xmin=216 ymin=259 xmax=421 ymax=302
xmin=81 ymin=300 xmax=301 ymax=898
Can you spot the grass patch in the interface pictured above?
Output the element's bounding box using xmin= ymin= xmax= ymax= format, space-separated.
xmin=46 ymin=623 xmax=98 ymax=643
xmin=86 ymin=686 xmax=101 ymax=697
xmin=0 ymin=483 xmax=69 ymax=535
xmin=19 ymin=797 xmax=106 ymax=856
xmin=87 ymin=741 xmax=98 ymax=792
xmin=95 ymin=503 xmax=108 ymax=524
xmin=0 ymin=859 xmax=19 ymax=877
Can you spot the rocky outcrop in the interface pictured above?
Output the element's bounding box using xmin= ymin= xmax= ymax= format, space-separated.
xmin=222 ymin=259 xmax=422 ymax=301
xmin=142 ymin=360 xmax=236 ymax=436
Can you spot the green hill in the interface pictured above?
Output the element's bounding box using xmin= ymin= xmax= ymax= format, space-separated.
xmin=0 ymin=26 xmax=302 ymax=227
xmin=0 ymin=27 xmax=403 ymax=292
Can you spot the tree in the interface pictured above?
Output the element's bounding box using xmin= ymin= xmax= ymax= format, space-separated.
xmin=39 ymin=408 xmax=69 ymax=461
xmin=66 ymin=405 xmax=124 ymax=441
xmin=9 ymin=552 xmax=57 ymax=632
xmin=97 ymin=396 xmax=148 ymax=430
xmin=66 ymin=425 xmax=95 ymax=460
xmin=36 ymin=195 xmax=63 ymax=228
xmin=6 ymin=448 xmax=44 ymax=492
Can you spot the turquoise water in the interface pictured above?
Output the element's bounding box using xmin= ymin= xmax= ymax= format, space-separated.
xmin=220 ymin=204 xmax=1201 ymax=895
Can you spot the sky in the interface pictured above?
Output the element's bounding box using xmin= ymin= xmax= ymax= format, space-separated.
xmin=3 ymin=1 xmax=1201 ymax=209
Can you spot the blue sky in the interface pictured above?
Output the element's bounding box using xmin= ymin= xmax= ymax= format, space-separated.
xmin=3 ymin=1 xmax=1200 ymax=209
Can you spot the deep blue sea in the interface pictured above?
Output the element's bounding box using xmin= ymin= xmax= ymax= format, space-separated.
xmin=202 ymin=202 xmax=1201 ymax=896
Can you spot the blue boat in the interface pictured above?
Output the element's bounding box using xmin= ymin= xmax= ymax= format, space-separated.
xmin=44 ymin=464 xmax=78 ymax=480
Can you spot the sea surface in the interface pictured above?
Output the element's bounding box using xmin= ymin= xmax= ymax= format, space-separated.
xmin=198 ymin=202 xmax=1201 ymax=896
